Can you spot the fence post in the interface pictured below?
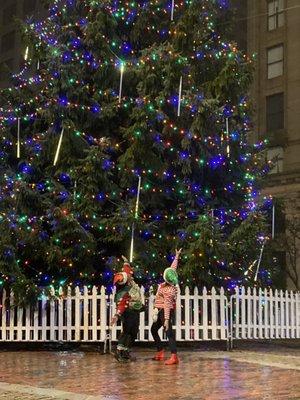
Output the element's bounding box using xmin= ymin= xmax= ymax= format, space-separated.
xmin=139 ymin=286 xmax=146 ymax=341
xmin=41 ymin=292 xmax=47 ymax=341
xmin=211 ymin=287 xmax=217 ymax=340
xmin=100 ymin=286 xmax=107 ymax=344
xmin=49 ymin=286 xmax=55 ymax=341
xmin=58 ymin=287 xmax=64 ymax=341
xmin=280 ymin=290 xmax=285 ymax=338
xmin=66 ymin=286 xmax=72 ymax=341
xmin=175 ymin=285 xmax=181 ymax=341
xmin=74 ymin=286 xmax=80 ymax=341
xmin=9 ymin=291 xmax=14 ymax=341
xmin=296 ymin=292 xmax=300 ymax=338
xmin=83 ymin=286 xmax=89 ymax=341
xmin=202 ymin=287 xmax=208 ymax=340
xmin=1 ymin=290 xmax=7 ymax=341
xmin=193 ymin=287 xmax=199 ymax=341
xmin=184 ymin=286 xmax=191 ymax=340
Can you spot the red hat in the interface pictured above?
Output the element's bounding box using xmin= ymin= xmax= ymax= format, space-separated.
xmin=122 ymin=262 xmax=133 ymax=276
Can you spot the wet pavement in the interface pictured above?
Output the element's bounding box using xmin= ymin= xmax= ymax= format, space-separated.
xmin=0 ymin=347 xmax=299 ymax=400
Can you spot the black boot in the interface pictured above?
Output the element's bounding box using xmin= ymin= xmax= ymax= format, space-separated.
xmin=123 ymin=350 xmax=136 ymax=362
xmin=114 ymin=349 xmax=129 ymax=362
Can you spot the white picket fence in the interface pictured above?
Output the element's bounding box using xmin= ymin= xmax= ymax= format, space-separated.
xmin=0 ymin=286 xmax=299 ymax=348
xmin=230 ymin=287 xmax=300 ymax=346
xmin=0 ymin=286 xmax=228 ymax=344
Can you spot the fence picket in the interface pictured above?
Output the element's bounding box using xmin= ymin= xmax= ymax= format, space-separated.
xmin=275 ymin=289 xmax=279 ymax=338
xmin=296 ymin=292 xmax=300 ymax=338
xmin=193 ymin=287 xmax=199 ymax=340
xmin=100 ymin=286 xmax=107 ymax=342
xmin=290 ymin=291 xmax=295 ymax=339
xmin=66 ymin=287 xmax=72 ymax=341
xmin=220 ymin=287 xmax=226 ymax=340
xmin=280 ymin=290 xmax=285 ymax=338
xmin=211 ymin=287 xmax=217 ymax=340
xmin=202 ymin=287 xmax=208 ymax=340
xmin=184 ymin=286 xmax=190 ymax=340
xmin=1 ymin=290 xmax=7 ymax=341
xmin=57 ymin=287 xmax=64 ymax=341
xmin=175 ymin=285 xmax=181 ymax=341
xmin=49 ymin=287 xmax=55 ymax=341
xmin=74 ymin=287 xmax=80 ymax=341
xmin=139 ymin=286 xmax=146 ymax=341
xmin=41 ymin=295 xmax=47 ymax=341
xmin=9 ymin=291 xmax=14 ymax=341
xmin=252 ymin=287 xmax=257 ymax=339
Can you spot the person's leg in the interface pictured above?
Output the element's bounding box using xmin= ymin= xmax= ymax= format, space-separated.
xmin=122 ymin=311 xmax=140 ymax=361
xmin=115 ymin=311 xmax=131 ymax=362
xmin=151 ymin=310 xmax=164 ymax=350
xmin=165 ymin=310 xmax=179 ymax=365
xmin=151 ymin=310 xmax=165 ymax=360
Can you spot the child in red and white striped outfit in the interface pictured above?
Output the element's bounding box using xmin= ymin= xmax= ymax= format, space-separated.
xmin=151 ymin=248 xmax=182 ymax=365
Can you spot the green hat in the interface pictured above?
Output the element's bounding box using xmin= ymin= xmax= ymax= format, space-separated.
xmin=163 ymin=267 xmax=178 ymax=285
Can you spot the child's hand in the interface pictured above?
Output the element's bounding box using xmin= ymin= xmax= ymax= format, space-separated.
xmin=175 ymin=248 xmax=182 ymax=258
xmin=164 ymin=319 xmax=170 ymax=330
xmin=111 ymin=315 xmax=119 ymax=326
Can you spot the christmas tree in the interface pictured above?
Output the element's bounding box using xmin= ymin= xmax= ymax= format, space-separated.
xmin=0 ymin=0 xmax=276 ymax=301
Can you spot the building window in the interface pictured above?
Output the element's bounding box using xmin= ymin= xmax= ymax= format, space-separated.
xmin=3 ymin=4 xmax=16 ymax=26
xmin=266 ymin=93 xmax=284 ymax=131
xmin=268 ymin=0 xmax=284 ymax=31
xmin=267 ymin=147 xmax=283 ymax=174
xmin=23 ymin=0 xmax=36 ymax=16
xmin=267 ymin=45 xmax=283 ymax=79
xmin=1 ymin=31 xmax=15 ymax=53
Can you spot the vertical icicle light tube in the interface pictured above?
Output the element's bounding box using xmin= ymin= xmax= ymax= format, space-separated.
xmin=272 ymin=204 xmax=275 ymax=239
xmin=177 ymin=75 xmax=183 ymax=117
xmin=254 ymin=240 xmax=266 ymax=282
xmin=225 ymin=117 xmax=230 ymax=156
xmin=53 ymin=127 xmax=64 ymax=166
xmin=24 ymin=46 xmax=29 ymax=61
xmin=129 ymin=176 xmax=142 ymax=263
xmin=171 ymin=0 xmax=175 ymax=21
xmin=73 ymin=180 xmax=77 ymax=203
xmin=17 ymin=117 xmax=21 ymax=159
xmin=118 ymin=63 xmax=124 ymax=103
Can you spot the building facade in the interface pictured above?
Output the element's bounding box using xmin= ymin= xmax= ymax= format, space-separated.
xmin=0 ymin=0 xmax=45 ymax=87
xmin=247 ymin=0 xmax=300 ymax=289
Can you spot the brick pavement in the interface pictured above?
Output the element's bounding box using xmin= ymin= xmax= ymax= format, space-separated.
xmin=0 ymin=349 xmax=299 ymax=400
